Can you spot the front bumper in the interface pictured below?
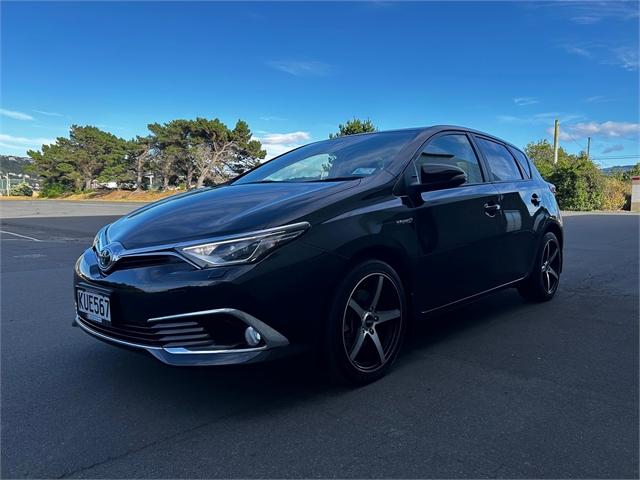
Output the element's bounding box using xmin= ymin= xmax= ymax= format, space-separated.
xmin=74 ymin=307 xmax=290 ymax=366
xmin=73 ymin=237 xmax=347 ymax=366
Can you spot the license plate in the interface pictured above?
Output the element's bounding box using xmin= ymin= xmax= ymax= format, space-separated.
xmin=77 ymin=289 xmax=111 ymax=324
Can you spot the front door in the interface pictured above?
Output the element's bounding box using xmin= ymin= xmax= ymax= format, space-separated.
xmin=410 ymin=133 xmax=504 ymax=312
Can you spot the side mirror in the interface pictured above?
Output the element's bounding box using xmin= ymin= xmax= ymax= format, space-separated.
xmin=409 ymin=163 xmax=467 ymax=197
xmin=405 ymin=163 xmax=467 ymax=206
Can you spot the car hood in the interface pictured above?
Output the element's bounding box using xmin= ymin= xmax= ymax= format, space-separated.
xmin=106 ymin=181 xmax=356 ymax=249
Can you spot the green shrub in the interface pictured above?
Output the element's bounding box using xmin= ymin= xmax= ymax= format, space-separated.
xmin=39 ymin=183 xmax=67 ymax=198
xmin=548 ymin=157 xmax=605 ymax=211
xmin=601 ymin=176 xmax=630 ymax=211
xmin=526 ymin=140 xmax=605 ymax=211
xmin=9 ymin=182 xmax=33 ymax=197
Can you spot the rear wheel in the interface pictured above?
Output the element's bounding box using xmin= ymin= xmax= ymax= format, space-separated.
xmin=326 ymin=260 xmax=406 ymax=384
xmin=518 ymin=231 xmax=561 ymax=302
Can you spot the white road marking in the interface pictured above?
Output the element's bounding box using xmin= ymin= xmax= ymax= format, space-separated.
xmin=0 ymin=230 xmax=42 ymax=242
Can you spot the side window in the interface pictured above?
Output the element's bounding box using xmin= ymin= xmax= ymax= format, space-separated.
xmin=416 ymin=134 xmax=484 ymax=184
xmin=475 ymin=137 xmax=523 ymax=181
xmin=509 ymin=147 xmax=532 ymax=179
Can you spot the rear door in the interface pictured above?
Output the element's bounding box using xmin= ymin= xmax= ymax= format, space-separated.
xmin=471 ymin=136 xmax=541 ymax=283
xmin=410 ymin=132 xmax=504 ymax=311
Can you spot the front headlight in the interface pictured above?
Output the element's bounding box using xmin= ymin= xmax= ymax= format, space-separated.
xmin=177 ymin=222 xmax=310 ymax=268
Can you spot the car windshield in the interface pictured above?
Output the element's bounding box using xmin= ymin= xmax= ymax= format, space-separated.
xmin=233 ymin=131 xmax=418 ymax=184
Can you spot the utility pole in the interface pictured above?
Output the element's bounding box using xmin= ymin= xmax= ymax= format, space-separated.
xmin=5 ymin=173 xmax=9 ymax=196
xmin=587 ymin=136 xmax=591 ymax=159
xmin=553 ymin=119 xmax=559 ymax=164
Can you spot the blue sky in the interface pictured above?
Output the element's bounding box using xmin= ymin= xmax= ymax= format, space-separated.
xmin=1 ymin=1 xmax=638 ymax=166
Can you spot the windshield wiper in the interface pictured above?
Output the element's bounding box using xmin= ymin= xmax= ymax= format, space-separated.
xmin=239 ymin=176 xmax=363 ymax=184
xmin=306 ymin=176 xmax=363 ymax=182
xmin=238 ymin=180 xmax=293 ymax=184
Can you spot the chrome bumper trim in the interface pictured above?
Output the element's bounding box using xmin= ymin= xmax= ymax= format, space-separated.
xmin=75 ymin=308 xmax=290 ymax=366
xmin=148 ymin=308 xmax=289 ymax=349
xmin=75 ymin=315 xmax=162 ymax=351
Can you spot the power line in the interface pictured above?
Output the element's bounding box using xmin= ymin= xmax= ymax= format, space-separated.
xmin=591 ymin=154 xmax=640 ymax=158
xmin=562 ymin=130 xmax=587 ymax=153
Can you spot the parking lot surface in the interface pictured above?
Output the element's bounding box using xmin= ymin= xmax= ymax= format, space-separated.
xmin=1 ymin=201 xmax=638 ymax=478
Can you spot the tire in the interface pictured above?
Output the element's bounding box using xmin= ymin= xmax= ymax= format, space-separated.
xmin=325 ymin=260 xmax=406 ymax=385
xmin=518 ymin=231 xmax=562 ymax=302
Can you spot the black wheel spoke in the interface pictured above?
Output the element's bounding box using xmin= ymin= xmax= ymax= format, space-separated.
xmin=348 ymin=299 xmax=365 ymax=317
xmin=541 ymin=238 xmax=560 ymax=294
xmin=375 ymin=309 xmax=400 ymax=324
xmin=342 ymin=272 xmax=402 ymax=372
xmin=349 ymin=329 xmax=366 ymax=360
xmin=370 ymin=330 xmax=386 ymax=364
xmin=370 ymin=276 xmax=384 ymax=310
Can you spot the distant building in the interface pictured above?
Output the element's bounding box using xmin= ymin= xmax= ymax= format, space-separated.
xmin=631 ymin=177 xmax=640 ymax=212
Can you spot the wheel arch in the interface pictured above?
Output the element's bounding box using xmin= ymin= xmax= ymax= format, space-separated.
xmin=544 ymin=220 xmax=563 ymax=249
xmin=543 ymin=220 xmax=564 ymax=272
xmin=345 ymin=245 xmax=415 ymax=309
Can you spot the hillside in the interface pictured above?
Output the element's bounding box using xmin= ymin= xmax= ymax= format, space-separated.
xmin=0 ymin=155 xmax=32 ymax=175
xmin=601 ymin=164 xmax=637 ymax=175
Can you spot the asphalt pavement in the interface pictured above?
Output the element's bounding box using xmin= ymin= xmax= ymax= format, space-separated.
xmin=1 ymin=200 xmax=638 ymax=478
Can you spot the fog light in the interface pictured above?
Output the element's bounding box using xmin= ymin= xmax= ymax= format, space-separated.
xmin=244 ymin=326 xmax=262 ymax=346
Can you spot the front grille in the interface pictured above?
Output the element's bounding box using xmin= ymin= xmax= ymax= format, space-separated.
xmin=77 ymin=315 xmax=215 ymax=349
xmin=115 ymin=255 xmax=184 ymax=270
xmin=77 ymin=312 xmax=252 ymax=350
xmin=92 ymin=249 xmax=185 ymax=272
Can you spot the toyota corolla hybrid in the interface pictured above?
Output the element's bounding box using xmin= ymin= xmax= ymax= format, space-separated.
xmin=74 ymin=126 xmax=563 ymax=383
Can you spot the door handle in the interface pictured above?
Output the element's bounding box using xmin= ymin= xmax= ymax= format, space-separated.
xmin=531 ymin=193 xmax=541 ymax=206
xmin=483 ymin=202 xmax=501 ymax=217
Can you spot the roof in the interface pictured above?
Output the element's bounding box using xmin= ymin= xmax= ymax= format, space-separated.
xmin=327 ymin=125 xmax=522 ymax=151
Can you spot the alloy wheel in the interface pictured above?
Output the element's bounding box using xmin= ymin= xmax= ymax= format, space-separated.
xmin=541 ymin=238 xmax=561 ymax=294
xmin=342 ymin=273 xmax=403 ymax=372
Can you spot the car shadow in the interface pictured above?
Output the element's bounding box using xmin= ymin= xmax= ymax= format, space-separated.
xmin=402 ymin=287 xmax=531 ymax=355
xmin=73 ymin=287 xmax=535 ymax=417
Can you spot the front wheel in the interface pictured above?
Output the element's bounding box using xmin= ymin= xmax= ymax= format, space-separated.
xmin=518 ymin=231 xmax=562 ymax=302
xmin=326 ymin=260 xmax=406 ymax=385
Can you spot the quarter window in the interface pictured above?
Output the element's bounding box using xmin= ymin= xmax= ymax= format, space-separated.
xmin=509 ymin=147 xmax=532 ymax=179
xmin=416 ymin=134 xmax=484 ymax=184
xmin=475 ymin=137 xmax=523 ymax=181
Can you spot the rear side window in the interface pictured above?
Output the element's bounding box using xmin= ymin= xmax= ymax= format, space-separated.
xmin=417 ymin=134 xmax=484 ymax=184
xmin=475 ymin=137 xmax=523 ymax=181
xmin=509 ymin=147 xmax=532 ymax=179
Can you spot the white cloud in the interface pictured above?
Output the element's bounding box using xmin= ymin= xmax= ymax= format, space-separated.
xmin=260 ymin=131 xmax=311 ymax=145
xmin=255 ymin=131 xmax=311 ymax=160
xmin=0 ymin=108 xmax=34 ymax=121
xmin=513 ymin=97 xmax=539 ymax=106
xmin=601 ymin=144 xmax=624 ymax=154
xmin=0 ymin=133 xmax=54 ymax=151
xmin=563 ymin=44 xmax=592 ymax=58
xmin=33 ymin=110 xmax=64 ymax=117
xmin=267 ymin=60 xmax=332 ymax=76
xmin=536 ymin=1 xmax=639 ymax=24
xmin=585 ymin=95 xmax=610 ymax=103
xmin=612 ymin=46 xmax=639 ymax=71
xmin=547 ymin=121 xmax=640 ymax=140
xmin=562 ymin=42 xmax=638 ymax=71
xmin=259 ymin=115 xmax=286 ymax=122
xmin=566 ymin=1 xmax=639 ymax=23
xmin=261 ymin=143 xmax=298 ymax=160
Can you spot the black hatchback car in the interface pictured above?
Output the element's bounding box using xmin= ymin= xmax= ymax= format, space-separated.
xmin=74 ymin=126 xmax=562 ymax=383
